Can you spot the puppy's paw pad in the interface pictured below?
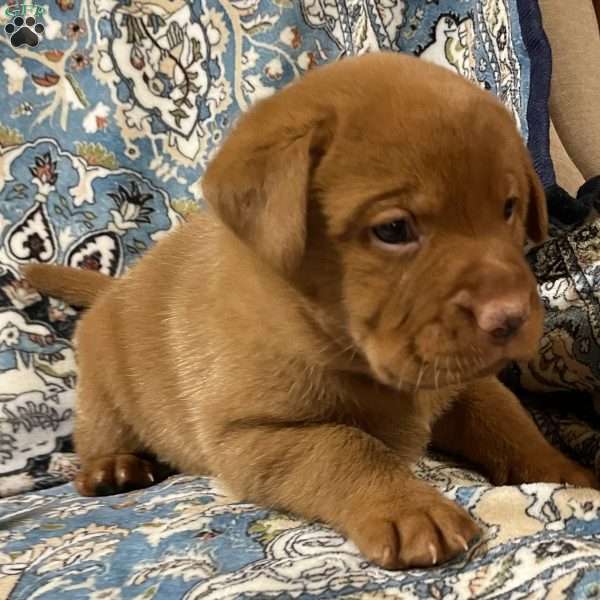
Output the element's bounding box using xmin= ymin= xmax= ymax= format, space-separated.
xmin=499 ymin=451 xmax=599 ymax=489
xmin=564 ymin=467 xmax=599 ymax=489
xmin=75 ymin=454 xmax=157 ymax=496
xmin=543 ymin=463 xmax=599 ymax=489
xmin=350 ymin=497 xmax=480 ymax=570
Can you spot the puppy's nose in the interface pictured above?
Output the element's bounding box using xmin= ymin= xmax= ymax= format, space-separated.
xmin=452 ymin=291 xmax=530 ymax=342
xmin=487 ymin=312 xmax=526 ymax=341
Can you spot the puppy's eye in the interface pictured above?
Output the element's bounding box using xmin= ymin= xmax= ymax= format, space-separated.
xmin=504 ymin=197 xmax=517 ymax=221
xmin=371 ymin=219 xmax=417 ymax=246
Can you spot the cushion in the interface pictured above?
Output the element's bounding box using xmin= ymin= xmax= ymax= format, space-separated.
xmin=0 ymin=0 xmax=557 ymax=495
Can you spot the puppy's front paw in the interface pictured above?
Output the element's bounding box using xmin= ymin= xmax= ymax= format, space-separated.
xmin=491 ymin=448 xmax=598 ymax=489
xmin=347 ymin=493 xmax=480 ymax=569
xmin=75 ymin=454 xmax=158 ymax=496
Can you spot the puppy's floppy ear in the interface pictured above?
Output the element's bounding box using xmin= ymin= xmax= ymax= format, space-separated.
xmin=202 ymin=114 xmax=330 ymax=275
xmin=525 ymin=162 xmax=549 ymax=244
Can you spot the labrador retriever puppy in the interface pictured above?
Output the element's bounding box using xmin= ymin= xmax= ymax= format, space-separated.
xmin=24 ymin=52 xmax=597 ymax=570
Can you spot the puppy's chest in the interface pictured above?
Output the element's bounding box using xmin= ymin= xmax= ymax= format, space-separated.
xmin=359 ymin=385 xmax=461 ymax=453
xmin=415 ymin=387 xmax=462 ymax=424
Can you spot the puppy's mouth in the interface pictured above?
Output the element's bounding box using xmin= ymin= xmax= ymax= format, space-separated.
xmin=370 ymin=351 xmax=509 ymax=392
xmin=360 ymin=305 xmax=543 ymax=392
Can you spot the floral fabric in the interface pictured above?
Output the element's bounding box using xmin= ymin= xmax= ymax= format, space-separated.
xmin=2 ymin=2 xmax=600 ymax=597
xmin=3 ymin=452 xmax=600 ymax=598
xmin=514 ymin=219 xmax=600 ymax=394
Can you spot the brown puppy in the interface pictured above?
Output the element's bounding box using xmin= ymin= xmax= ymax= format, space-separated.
xmin=24 ymin=53 xmax=597 ymax=570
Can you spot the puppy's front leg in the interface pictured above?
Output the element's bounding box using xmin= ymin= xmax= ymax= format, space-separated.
xmin=213 ymin=423 xmax=479 ymax=569
xmin=431 ymin=377 xmax=598 ymax=487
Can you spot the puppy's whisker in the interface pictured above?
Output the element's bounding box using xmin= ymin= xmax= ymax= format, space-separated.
xmin=434 ymin=357 xmax=440 ymax=392
xmin=445 ymin=356 xmax=454 ymax=384
xmin=396 ymin=360 xmax=409 ymax=391
xmin=324 ymin=340 xmax=360 ymax=365
xmin=415 ymin=363 xmax=425 ymax=396
xmin=468 ymin=345 xmax=483 ymax=370
xmin=448 ymin=356 xmax=458 ymax=384
xmin=455 ymin=357 xmax=463 ymax=384
xmin=334 ymin=341 xmax=357 ymax=356
xmin=444 ymin=355 xmax=451 ymax=387
xmin=475 ymin=346 xmax=485 ymax=365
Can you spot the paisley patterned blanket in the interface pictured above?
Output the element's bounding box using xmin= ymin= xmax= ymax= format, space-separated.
xmin=1 ymin=0 xmax=600 ymax=597
xmin=3 ymin=452 xmax=600 ymax=598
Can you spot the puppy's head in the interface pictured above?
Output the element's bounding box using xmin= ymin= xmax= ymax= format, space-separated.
xmin=203 ymin=53 xmax=547 ymax=390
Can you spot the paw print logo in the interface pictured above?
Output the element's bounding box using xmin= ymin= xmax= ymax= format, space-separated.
xmin=4 ymin=16 xmax=45 ymax=48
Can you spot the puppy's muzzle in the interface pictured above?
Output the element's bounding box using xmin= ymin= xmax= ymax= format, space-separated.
xmin=451 ymin=289 xmax=530 ymax=343
xmin=450 ymin=258 xmax=539 ymax=347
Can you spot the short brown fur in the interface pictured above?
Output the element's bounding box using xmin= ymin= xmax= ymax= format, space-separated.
xmin=23 ymin=53 xmax=597 ymax=569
